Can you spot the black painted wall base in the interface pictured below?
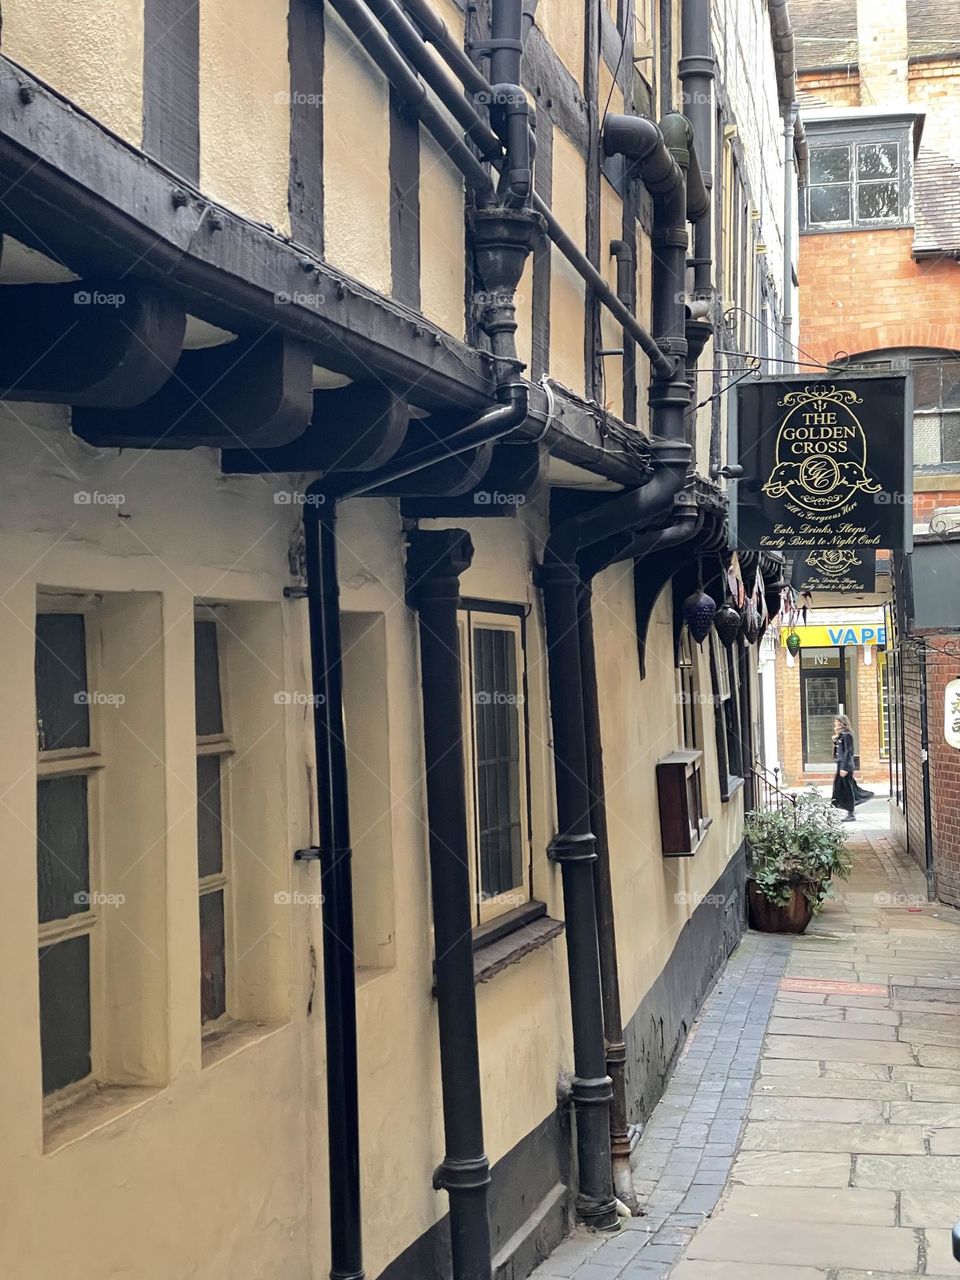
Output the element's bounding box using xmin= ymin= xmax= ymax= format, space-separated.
xmin=378 ymin=843 xmax=747 ymax=1279
xmin=623 ymin=842 xmax=748 ymax=1125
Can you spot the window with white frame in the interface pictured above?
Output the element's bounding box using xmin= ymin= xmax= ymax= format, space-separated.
xmin=460 ymin=606 xmax=532 ymax=925
xmin=805 ymin=137 xmax=907 ymax=229
xmin=35 ymin=603 xmax=103 ymax=1097
xmin=194 ymin=612 xmax=234 ymax=1027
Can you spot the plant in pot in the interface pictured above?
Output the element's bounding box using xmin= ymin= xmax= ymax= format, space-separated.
xmin=744 ymin=789 xmax=851 ymax=933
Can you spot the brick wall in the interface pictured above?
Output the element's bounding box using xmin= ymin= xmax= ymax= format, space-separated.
xmin=855 ymin=0 xmax=908 ymax=107
xmin=798 ymin=229 xmax=960 ymax=368
xmin=922 ymin=642 xmax=960 ymax=905
xmin=899 ymin=646 xmax=927 ymax=872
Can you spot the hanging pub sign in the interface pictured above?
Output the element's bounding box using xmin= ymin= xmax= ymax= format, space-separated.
xmin=794 ymin=548 xmax=877 ymax=594
xmin=733 ymin=373 xmax=912 ymax=553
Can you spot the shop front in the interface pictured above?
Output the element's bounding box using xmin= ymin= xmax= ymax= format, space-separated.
xmin=775 ymin=615 xmax=891 ymax=786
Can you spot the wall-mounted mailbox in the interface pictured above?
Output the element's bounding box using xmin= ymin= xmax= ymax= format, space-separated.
xmin=656 ymin=749 xmax=711 ymax=856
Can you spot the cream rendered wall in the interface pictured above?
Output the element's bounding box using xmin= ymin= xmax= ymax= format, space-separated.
xmin=199 ymin=0 xmax=291 ymax=232
xmin=599 ymin=177 xmax=626 ymax=423
xmin=323 ymin=11 xmax=393 ymax=294
xmin=591 ymin=569 xmax=743 ymax=1026
xmin=536 ymin=0 xmax=585 ymax=86
xmin=0 ymin=0 xmax=144 ymax=144
xmin=419 ymin=131 xmax=467 ymax=339
xmin=549 ymin=130 xmax=588 ymax=397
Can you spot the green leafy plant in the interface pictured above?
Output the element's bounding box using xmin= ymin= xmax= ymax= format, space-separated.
xmin=744 ymin=788 xmax=851 ymax=912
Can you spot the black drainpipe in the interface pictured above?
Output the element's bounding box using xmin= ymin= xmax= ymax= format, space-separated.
xmin=407 ymin=528 xmax=493 ymax=1280
xmin=539 ymin=112 xmax=700 ymax=1221
xmin=296 ymin=380 xmax=529 ymax=1280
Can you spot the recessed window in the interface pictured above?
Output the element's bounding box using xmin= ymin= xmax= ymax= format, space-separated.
xmin=805 ymin=138 xmax=905 ymax=229
xmin=195 ymin=614 xmax=233 ymax=1027
xmin=35 ymin=608 xmax=100 ymax=1097
xmin=460 ymin=608 xmax=532 ymax=925
xmin=677 ymin=630 xmax=700 ymax=752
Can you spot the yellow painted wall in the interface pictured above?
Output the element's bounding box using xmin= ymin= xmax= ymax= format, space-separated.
xmin=549 ymin=130 xmax=588 ymax=396
xmin=1 ymin=0 xmax=144 ymax=144
xmin=199 ymin=0 xmax=291 ymax=233
xmin=536 ymin=0 xmax=585 ymax=86
xmin=323 ymin=12 xmax=393 ymax=294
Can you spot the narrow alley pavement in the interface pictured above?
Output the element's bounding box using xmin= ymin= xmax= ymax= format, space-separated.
xmin=531 ymin=803 xmax=960 ymax=1279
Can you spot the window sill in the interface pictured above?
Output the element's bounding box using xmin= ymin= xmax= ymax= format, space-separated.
xmin=44 ymin=1081 xmax=161 ymax=1154
xmin=719 ymin=775 xmax=745 ymax=804
xmin=201 ymin=1017 xmax=288 ymax=1070
xmin=472 ymin=901 xmax=564 ymax=985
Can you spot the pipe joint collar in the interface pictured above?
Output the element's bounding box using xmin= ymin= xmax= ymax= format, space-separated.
xmin=678 ymin=53 xmax=717 ymax=81
xmin=433 ymin=1155 xmax=492 ymax=1194
xmin=547 ymin=831 xmax=597 ymax=864
xmin=570 ymin=1073 xmax=614 ymax=1107
xmin=537 ymin=553 xmax=582 ymax=591
xmin=406 ymin=528 xmax=474 ymax=607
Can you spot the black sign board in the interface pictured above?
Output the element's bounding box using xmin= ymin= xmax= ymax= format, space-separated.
xmin=734 ymin=373 xmax=912 ymax=552
xmin=793 ymin=548 xmax=877 ymax=594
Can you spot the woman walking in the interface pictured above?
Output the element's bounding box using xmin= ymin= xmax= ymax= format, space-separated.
xmin=831 ymin=715 xmax=873 ymax=822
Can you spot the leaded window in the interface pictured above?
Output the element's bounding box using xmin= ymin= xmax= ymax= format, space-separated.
xmin=460 ymin=608 xmax=531 ymax=924
xmin=36 ymin=607 xmax=101 ymax=1096
xmin=805 ymin=138 xmax=905 ymax=229
xmin=195 ymin=613 xmax=233 ymax=1025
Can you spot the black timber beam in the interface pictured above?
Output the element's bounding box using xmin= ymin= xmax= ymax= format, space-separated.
xmin=222 ymin=383 xmax=410 ymax=474
xmin=73 ymin=333 xmax=313 ymax=449
xmin=0 ymin=55 xmax=495 ymax=414
xmin=401 ymin=442 xmax=542 ymax=515
xmin=0 ymin=281 xmax=184 ymax=407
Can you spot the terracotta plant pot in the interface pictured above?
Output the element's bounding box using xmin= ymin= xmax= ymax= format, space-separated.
xmin=747 ymin=880 xmax=815 ymax=934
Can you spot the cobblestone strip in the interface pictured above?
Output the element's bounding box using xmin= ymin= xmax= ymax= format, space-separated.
xmin=530 ymin=931 xmax=792 ymax=1280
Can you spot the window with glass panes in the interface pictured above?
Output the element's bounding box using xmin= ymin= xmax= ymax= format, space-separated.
xmin=460 ymin=607 xmax=531 ymax=924
xmin=805 ymin=137 xmax=906 ymax=229
xmin=846 ymin=350 xmax=960 ymax=469
xmin=678 ymin=630 xmax=699 ymax=750
xmin=195 ymin=614 xmax=233 ymax=1025
xmin=35 ymin=607 xmax=101 ymax=1096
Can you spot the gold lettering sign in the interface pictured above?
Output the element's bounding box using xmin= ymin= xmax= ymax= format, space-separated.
xmin=762 ymin=385 xmax=882 ymax=521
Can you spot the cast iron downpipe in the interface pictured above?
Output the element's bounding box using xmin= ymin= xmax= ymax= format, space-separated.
xmin=298 ymin=381 xmax=529 ymax=1280
xmin=541 ymin=112 xmax=696 ymax=1221
xmin=679 ymin=0 xmax=716 ymax=299
xmin=407 ymin=527 xmax=492 ymax=1280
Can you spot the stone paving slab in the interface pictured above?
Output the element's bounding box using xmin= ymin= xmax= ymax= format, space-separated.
xmin=529 ymin=822 xmax=960 ymax=1280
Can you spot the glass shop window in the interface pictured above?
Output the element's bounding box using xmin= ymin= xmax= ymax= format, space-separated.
xmin=912 ymin=357 xmax=960 ymax=468
xmin=195 ymin=613 xmax=233 ymax=1027
xmin=805 ymin=138 xmax=904 ymax=229
xmin=460 ymin=609 xmax=532 ymax=925
xmin=35 ymin=609 xmax=100 ymax=1096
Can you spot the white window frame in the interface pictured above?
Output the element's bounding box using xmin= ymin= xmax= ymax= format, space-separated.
xmin=459 ymin=609 xmax=533 ymax=926
xmin=195 ymin=605 xmax=237 ymax=1033
xmin=36 ymin=592 xmax=106 ymax=1103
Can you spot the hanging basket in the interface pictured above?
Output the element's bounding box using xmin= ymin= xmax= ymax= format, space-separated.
xmin=682 ymin=589 xmax=716 ymax=645
xmin=713 ymin=603 xmax=742 ymax=648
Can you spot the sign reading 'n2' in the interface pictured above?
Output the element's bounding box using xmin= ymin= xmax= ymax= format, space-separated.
xmin=734 ymin=374 xmax=912 ymax=552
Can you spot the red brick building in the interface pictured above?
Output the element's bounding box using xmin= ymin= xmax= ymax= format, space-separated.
xmin=788 ymin=0 xmax=960 ymax=893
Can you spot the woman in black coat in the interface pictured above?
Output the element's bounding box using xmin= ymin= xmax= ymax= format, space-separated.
xmin=831 ymin=715 xmax=873 ymax=821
